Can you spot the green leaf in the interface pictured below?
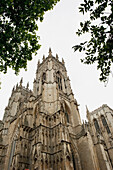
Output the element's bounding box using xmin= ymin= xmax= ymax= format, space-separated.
xmin=0 ymin=0 xmax=60 ymax=78
xmin=74 ymin=0 xmax=113 ymax=82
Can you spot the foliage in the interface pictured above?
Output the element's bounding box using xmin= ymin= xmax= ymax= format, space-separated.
xmin=0 ymin=0 xmax=59 ymax=74
xmin=73 ymin=0 xmax=113 ymax=82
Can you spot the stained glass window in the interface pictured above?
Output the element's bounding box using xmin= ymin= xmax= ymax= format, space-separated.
xmin=101 ymin=115 xmax=110 ymax=134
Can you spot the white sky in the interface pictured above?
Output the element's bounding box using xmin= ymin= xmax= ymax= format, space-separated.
xmin=0 ymin=0 xmax=113 ymax=120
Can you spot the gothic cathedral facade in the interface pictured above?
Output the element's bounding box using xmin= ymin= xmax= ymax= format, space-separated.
xmin=0 ymin=49 xmax=113 ymax=170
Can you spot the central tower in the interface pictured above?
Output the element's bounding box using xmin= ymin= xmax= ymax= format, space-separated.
xmin=32 ymin=48 xmax=82 ymax=169
xmin=33 ymin=48 xmax=81 ymax=126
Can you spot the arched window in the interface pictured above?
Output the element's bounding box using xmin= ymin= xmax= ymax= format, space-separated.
xmin=65 ymin=111 xmax=69 ymax=123
xmin=64 ymin=78 xmax=67 ymax=89
xmin=42 ymin=73 xmax=46 ymax=84
xmin=93 ymin=119 xmax=100 ymax=133
xmin=72 ymin=152 xmax=76 ymax=170
xmin=101 ymin=115 xmax=110 ymax=134
xmin=56 ymin=71 xmax=62 ymax=90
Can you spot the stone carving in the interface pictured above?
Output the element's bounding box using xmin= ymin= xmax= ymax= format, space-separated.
xmin=0 ymin=49 xmax=113 ymax=170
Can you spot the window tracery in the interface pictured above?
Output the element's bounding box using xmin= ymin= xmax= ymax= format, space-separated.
xmin=56 ymin=71 xmax=62 ymax=90
xmin=93 ymin=119 xmax=100 ymax=133
xmin=64 ymin=78 xmax=67 ymax=89
xmin=65 ymin=111 xmax=70 ymax=123
xmin=101 ymin=115 xmax=110 ymax=134
xmin=42 ymin=73 xmax=46 ymax=84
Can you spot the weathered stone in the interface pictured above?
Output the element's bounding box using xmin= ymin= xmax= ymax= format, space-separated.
xmin=0 ymin=49 xmax=113 ymax=170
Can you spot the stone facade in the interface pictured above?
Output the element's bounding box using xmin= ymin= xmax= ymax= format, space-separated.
xmin=0 ymin=49 xmax=113 ymax=170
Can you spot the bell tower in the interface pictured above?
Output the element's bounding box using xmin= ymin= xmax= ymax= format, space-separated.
xmin=33 ymin=48 xmax=81 ymax=127
xmin=31 ymin=48 xmax=82 ymax=169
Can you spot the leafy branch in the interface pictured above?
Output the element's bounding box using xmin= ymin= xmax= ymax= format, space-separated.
xmin=0 ymin=0 xmax=60 ymax=75
xmin=73 ymin=0 xmax=113 ymax=82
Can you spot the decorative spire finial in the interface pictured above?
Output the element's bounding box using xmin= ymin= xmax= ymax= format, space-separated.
xmin=43 ymin=55 xmax=45 ymax=61
xmin=20 ymin=77 xmax=23 ymax=87
xmin=86 ymin=105 xmax=89 ymax=113
xmin=38 ymin=59 xmax=40 ymax=66
xmin=26 ymin=82 xmax=29 ymax=89
xmin=62 ymin=58 xmax=65 ymax=64
xmin=83 ymin=120 xmax=85 ymax=128
xmin=16 ymin=83 xmax=18 ymax=89
xmin=86 ymin=105 xmax=90 ymax=120
xmin=12 ymin=86 xmax=15 ymax=92
xmin=56 ymin=54 xmax=58 ymax=60
xmin=49 ymin=48 xmax=52 ymax=56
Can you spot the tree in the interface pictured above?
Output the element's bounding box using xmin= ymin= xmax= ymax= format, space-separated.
xmin=73 ymin=0 xmax=113 ymax=82
xmin=0 ymin=0 xmax=60 ymax=74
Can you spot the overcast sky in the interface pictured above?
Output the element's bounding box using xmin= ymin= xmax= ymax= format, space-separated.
xmin=0 ymin=0 xmax=113 ymax=120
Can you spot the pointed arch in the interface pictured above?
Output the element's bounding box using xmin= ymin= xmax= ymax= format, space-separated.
xmin=70 ymin=142 xmax=80 ymax=170
xmin=64 ymin=101 xmax=71 ymax=124
xmin=42 ymin=72 xmax=46 ymax=84
xmin=64 ymin=100 xmax=71 ymax=115
xmin=93 ymin=118 xmax=100 ymax=133
xmin=72 ymin=151 xmax=76 ymax=170
xmin=60 ymin=100 xmax=71 ymax=124
xmin=101 ymin=115 xmax=110 ymax=134
xmin=56 ymin=71 xmax=62 ymax=90
xmin=65 ymin=111 xmax=70 ymax=123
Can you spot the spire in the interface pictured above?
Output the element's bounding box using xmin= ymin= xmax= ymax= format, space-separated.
xmin=12 ymin=86 xmax=15 ymax=92
xmin=38 ymin=59 xmax=40 ymax=66
xmin=16 ymin=83 xmax=18 ymax=89
xmin=62 ymin=58 xmax=65 ymax=65
xmin=11 ymin=86 xmax=15 ymax=96
xmin=36 ymin=60 xmax=40 ymax=73
xmin=56 ymin=54 xmax=58 ymax=60
xmin=26 ymin=82 xmax=29 ymax=89
xmin=86 ymin=105 xmax=90 ymax=120
xmin=19 ymin=77 xmax=23 ymax=87
xmin=83 ymin=120 xmax=85 ymax=129
xmin=48 ymin=48 xmax=52 ymax=56
xmin=43 ymin=55 xmax=45 ymax=61
xmin=86 ymin=105 xmax=89 ymax=113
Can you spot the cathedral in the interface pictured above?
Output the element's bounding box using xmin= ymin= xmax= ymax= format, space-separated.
xmin=0 ymin=49 xmax=113 ymax=170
